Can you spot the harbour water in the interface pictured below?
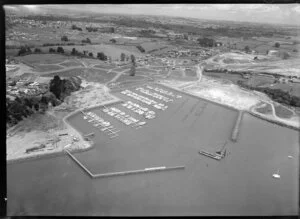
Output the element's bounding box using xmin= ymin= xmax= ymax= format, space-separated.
xmin=7 ymin=85 xmax=299 ymax=216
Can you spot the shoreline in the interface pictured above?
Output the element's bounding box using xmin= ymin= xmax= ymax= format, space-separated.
xmin=248 ymin=111 xmax=300 ymax=131
xmin=158 ymin=81 xmax=300 ymax=131
xmin=7 ymin=96 xmax=122 ymax=165
xmin=7 ymin=80 xmax=299 ymax=164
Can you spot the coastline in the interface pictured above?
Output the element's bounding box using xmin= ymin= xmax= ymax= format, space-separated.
xmin=248 ymin=111 xmax=300 ymax=131
xmin=7 ymin=96 xmax=122 ymax=165
xmin=158 ymin=81 xmax=300 ymax=131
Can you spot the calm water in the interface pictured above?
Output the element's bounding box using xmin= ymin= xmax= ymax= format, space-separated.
xmin=7 ymin=84 xmax=299 ymax=216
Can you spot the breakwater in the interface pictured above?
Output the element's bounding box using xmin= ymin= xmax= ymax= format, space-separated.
xmin=65 ymin=149 xmax=185 ymax=179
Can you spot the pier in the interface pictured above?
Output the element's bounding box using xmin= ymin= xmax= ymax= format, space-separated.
xmin=65 ymin=149 xmax=185 ymax=178
xmin=231 ymin=111 xmax=244 ymax=142
xmin=198 ymin=150 xmax=223 ymax=160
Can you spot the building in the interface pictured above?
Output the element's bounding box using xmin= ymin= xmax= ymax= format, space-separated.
xmin=278 ymin=77 xmax=290 ymax=83
xmin=267 ymin=50 xmax=279 ymax=56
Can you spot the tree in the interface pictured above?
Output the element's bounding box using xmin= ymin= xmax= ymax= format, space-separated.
xmin=130 ymin=63 xmax=136 ymax=76
xmin=274 ymin=42 xmax=280 ymax=48
xmin=71 ymin=48 xmax=77 ymax=55
xmin=49 ymin=75 xmax=63 ymax=99
xmin=49 ymin=48 xmax=56 ymax=53
xmin=18 ymin=47 xmax=27 ymax=56
xmin=97 ymin=52 xmax=107 ymax=61
xmin=120 ymin=53 xmax=126 ymax=62
xmin=197 ymin=37 xmax=216 ymax=47
xmin=61 ymin=35 xmax=69 ymax=42
xmin=244 ymin=45 xmax=250 ymax=53
xmin=130 ymin=54 xmax=136 ymax=63
xmin=57 ymin=47 xmax=64 ymax=53
xmin=110 ymin=39 xmax=116 ymax=43
xmin=82 ymin=38 xmax=91 ymax=44
xmin=34 ymin=48 xmax=41 ymax=53
xmin=136 ymin=45 xmax=145 ymax=53
xmin=282 ymin=52 xmax=290 ymax=60
xmin=184 ymin=34 xmax=188 ymax=40
xmin=89 ymin=52 xmax=93 ymax=57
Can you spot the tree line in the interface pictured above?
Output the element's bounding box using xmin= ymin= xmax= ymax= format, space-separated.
xmin=237 ymin=80 xmax=300 ymax=107
xmin=18 ymin=45 xmax=110 ymax=61
xmin=7 ymin=75 xmax=82 ymax=127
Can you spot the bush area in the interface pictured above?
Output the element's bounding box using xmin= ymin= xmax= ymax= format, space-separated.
xmin=7 ymin=76 xmax=81 ymax=128
xmin=136 ymin=45 xmax=145 ymax=53
xmin=237 ymin=80 xmax=300 ymax=107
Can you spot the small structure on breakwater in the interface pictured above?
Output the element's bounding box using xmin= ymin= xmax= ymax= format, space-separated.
xmin=198 ymin=141 xmax=228 ymax=161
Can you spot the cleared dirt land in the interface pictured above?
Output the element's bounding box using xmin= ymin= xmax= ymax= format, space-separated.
xmin=206 ymin=52 xmax=300 ymax=77
xmin=7 ymin=80 xmax=116 ymax=161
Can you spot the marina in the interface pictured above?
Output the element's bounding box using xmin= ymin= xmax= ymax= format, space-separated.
xmin=7 ymin=83 xmax=299 ymax=216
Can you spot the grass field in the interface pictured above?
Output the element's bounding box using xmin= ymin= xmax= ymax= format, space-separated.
xmin=247 ymin=76 xmax=275 ymax=87
xmin=19 ymin=73 xmax=38 ymax=82
xmin=274 ymin=103 xmax=294 ymax=119
xmin=41 ymin=68 xmax=86 ymax=78
xmin=171 ymin=69 xmax=184 ymax=77
xmin=255 ymin=102 xmax=273 ymax=115
xmin=185 ymin=69 xmax=197 ymax=77
xmin=82 ymin=70 xmax=117 ymax=84
xmin=33 ymin=64 xmax=64 ymax=72
xmin=16 ymin=54 xmax=70 ymax=65
xmin=140 ymin=42 xmax=167 ymax=52
xmin=136 ymin=67 xmax=157 ymax=73
xmin=117 ymin=65 xmax=131 ymax=71
xmin=203 ymin=72 xmax=247 ymax=84
xmin=115 ymin=75 xmax=149 ymax=83
xmin=43 ymin=68 xmax=116 ymax=83
xmin=59 ymin=61 xmax=83 ymax=67
xmin=94 ymin=64 xmax=115 ymax=70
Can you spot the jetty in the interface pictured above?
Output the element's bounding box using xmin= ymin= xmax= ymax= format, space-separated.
xmin=198 ymin=150 xmax=223 ymax=160
xmin=83 ymin=132 xmax=95 ymax=137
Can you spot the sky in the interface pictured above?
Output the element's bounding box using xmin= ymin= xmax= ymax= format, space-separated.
xmin=5 ymin=4 xmax=300 ymax=26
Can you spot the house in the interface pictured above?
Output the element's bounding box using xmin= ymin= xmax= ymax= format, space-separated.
xmin=278 ymin=77 xmax=290 ymax=83
xmin=267 ymin=50 xmax=279 ymax=56
xmin=291 ymin=78 xmax=300 ymax=83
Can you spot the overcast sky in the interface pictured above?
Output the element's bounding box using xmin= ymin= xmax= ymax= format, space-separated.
xmin=5 ymin=4 xmax=300 ymax=25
